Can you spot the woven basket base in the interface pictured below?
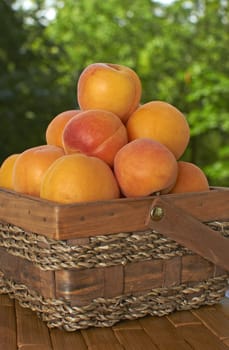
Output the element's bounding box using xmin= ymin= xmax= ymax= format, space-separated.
xmin=0 ymin=272 xmax=228 ymax=331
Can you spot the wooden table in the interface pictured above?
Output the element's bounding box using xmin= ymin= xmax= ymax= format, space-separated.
xmin=1 ymin=294 xmax=229 ymax=350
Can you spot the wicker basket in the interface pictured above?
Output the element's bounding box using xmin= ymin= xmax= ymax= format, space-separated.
xmin=0 ymin=187 xmax=228 ymax=331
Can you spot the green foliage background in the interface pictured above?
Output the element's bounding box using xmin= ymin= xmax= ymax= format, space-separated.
xmin=0 ymin=0 xmax=229 ymax=186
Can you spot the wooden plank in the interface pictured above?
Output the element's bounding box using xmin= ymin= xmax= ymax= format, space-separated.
xmin=0 ymin=188 xmax=58 ymax=237
xmin=0 ymin=293 xmax=14 ymax=306
xmin=124 ymin=259 xmax=164 ymax=294
xmin=15 ymin=300 xmax=52 ymax=349
xmin=56 ymin=189 xmax=229 ymax=239
xmin=55 ymin=265 xmax=124 ymax=305
xmin=112 ymin=319 xmax=142 ymax=330
xmin=192 ymin=305 xmax=229 ymax=339
xmin=181 ymin=255 xmax=214 ymax=283
xmin=147 ymin=196 xmax=229 ymax=271
xmin=50 ymin=328 xmax=88 ymax=350
xmin=178 ymin=324 xmax=229 ymax=350
xmin=163 ymin=256 xmax=181 ymax=287
xmin=114 ymin=328 xmax=159 ymax=350
xmin=0 ymin=298 xmax=17 ymax=350
xmin=103 ymin=265 xmax=124 ymax=298
xmin=139 ymin=315 xmax=193 ymax=350
xmin=164 ymin=189 xmax=229 ymax=222
xmin=55 ymin=267 xmax=105 ymax=305
xmin=167 ymin=310 xmax=202 ymax=327
xmin=0 ymin=247 xmax=55 ymax=298
xmin=81 ymin=328 xmax=124 ymax=350
xmin=0 ymin=187 xmax=228 ymax=240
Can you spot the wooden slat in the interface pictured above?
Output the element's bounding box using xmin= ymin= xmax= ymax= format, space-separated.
xmin=15 ymin=301 xmax=52 ymax=349
xmin=181 ymin=255 xmax=214 ymax=283
xmin=0 ymin=297 xmax=17 ymax=350
xmin=147 ymin=196 xmax=229 ymax=271
xmin=103 ymin=265 xmax=124 ymax=298
xmin=0 ymin=293 xmax=14 ymax=306
xmin=192 ymin=305 xmax=229 ymax=340
xmin=0 ymin=247 xmax=55 ymax=298
xmin=56 ymin=189 xmax=229 ymax=239
xmin=0 ymin=187 xmax=228 ymax=240
xmin=55 ymin=265 xmax=124 ymax=305
xmin=112 ymin=319 xmax=142 ymax=330
xmin=164 ymin=188 xmax=229 ymax=222
xmin=55 ymin=267 xmax=104 ymax=305
xmin=177 ymin=324 xmax=229 ymax=350
xmin=0 ymin=294 xmax=229 ymax=349
xmin=139 ymin=315 xmax=193 ymax=350
xmin=81 ymin=328 xmax=124 ymax=350
xmin=0 ymin=188 xmax=58 ymax=236
xmin=167 ymin=310 xmax=202 ymax=327
xmin=163 ymin=256 xmax=181 ymax=287
xmin=50 ymin=328 xmax=88 ymax=350
xmin=124 ymin=260 xmax=164 ymax=294
xmin=114 ymin=327 xmax=159 ymax=350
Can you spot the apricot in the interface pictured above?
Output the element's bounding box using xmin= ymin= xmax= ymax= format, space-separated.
xmin=127 ymin=101 xmax=190 ymax=159
xmin=63 ymin=109 xmax=128 ymax=167
xmin=77 ymin=63 xmax=142 ymax=123
xmin=169 ymin=161 xmax=209 ymax=194
xmin=13 ymin=145 xmax=65 ymax=197
xmin=114 ymin=138 xmax=178 ymax=197
xmin=40 ymin=153 xmax=120 ymax=203
xmin=46 ymin=109 xmax=80 ymax=148
xmin=0 ymin=154 xmax=20 ymax=190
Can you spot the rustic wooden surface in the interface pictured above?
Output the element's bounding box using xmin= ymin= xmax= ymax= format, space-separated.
xmin=0 ymin=187 xmax=229 ymax=240
xmin=0 ymin=294 xmax=228 ymax=350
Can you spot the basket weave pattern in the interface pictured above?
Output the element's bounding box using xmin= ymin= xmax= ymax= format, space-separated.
xmin=0 ymin=271 xmax=227 ymax=331
xmin=0 ymin=220 xmax=228 ymax=331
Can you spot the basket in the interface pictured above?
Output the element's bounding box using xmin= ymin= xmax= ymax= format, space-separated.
xmin=0 ymin=187 xmax=228 ymax=331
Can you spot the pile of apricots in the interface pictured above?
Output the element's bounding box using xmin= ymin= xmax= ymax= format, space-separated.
xmin=0 ymin=63 xmax=210 ymax=204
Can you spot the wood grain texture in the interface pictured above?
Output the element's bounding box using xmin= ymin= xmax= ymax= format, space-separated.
xmin=55 ymin=265 xmax=124 ymax=305
xmin=0 ymin=294 xmax=228 ymax=349
xmin=0 ymin=187 xmax=228 ymax=240
xmin=81 ymin=328 xmax=125 ymax=350
xmin=124 ymin=260 xmax=164 ymax=294
xmin=0 ymin=297 xmax=17 ymax=350
xmin=50 ymin=328 xmax=88 ymax=350
xmin=177 ymin=324 xmax=229 ymax=350
xmin=192 ymin=305 xmax=229 ymax=339
xmin=139 ymin=315 xmax=193 ymax=350
xmin=181 ymin=255 xmax=214 ymax=283
xmin=163 ymin=256 xmax=181 ymax=287
xmin=55 ymin=267 xmax=105 ymax=305
xmin=0 ymin=247 xmax=55 ymax=298
xmin=147 ymin=196 xmax=229 ymax=271
xmin=114 ymin=328 xmax=158 ymax=350
xmin=15 ymin=300 xmax=52 ymax=349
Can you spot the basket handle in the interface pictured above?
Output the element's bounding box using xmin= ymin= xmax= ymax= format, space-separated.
xmin=146 ymin=196 xmax=229 ymax=272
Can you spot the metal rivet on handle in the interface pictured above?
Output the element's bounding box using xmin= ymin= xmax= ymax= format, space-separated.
xmin=150 ymin=206 xmax=164 ymax=221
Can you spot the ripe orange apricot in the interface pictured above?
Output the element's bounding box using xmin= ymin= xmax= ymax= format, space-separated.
xmin=13 ymin=145 xmax=65 ymax=197
xmin=127 ymin=101 xmax=190 ymax=159
xmin=169 ymin=161 xmax=209 ymax=194
xmin=0 ymin=154 xmax=20 ymax=190
xmin=114 ymin=138 xmax=178 ymax=197
xmin=63 ymin=109 xmax=128 ymax=166
xmin=40 ymin=153 xmax=120 ymax=203
xmin=77 ymin=63 xmax=142 ymax=123
xmin=46 ymin=109 xmax=80 ymax=148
